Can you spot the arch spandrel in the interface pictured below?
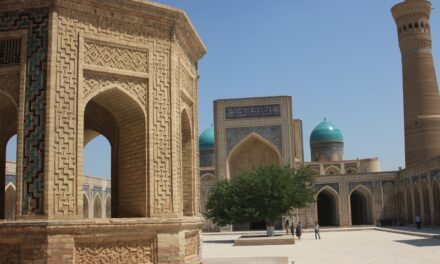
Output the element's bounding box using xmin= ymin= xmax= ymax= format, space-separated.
xmin=227 ymin=132 xmax=282 ymax=179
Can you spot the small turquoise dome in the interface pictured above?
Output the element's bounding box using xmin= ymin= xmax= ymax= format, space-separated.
xmin=199 ymin=127 xmax=214 ymax=149
xmin=310 ymin=119 xmax=343 ymax=143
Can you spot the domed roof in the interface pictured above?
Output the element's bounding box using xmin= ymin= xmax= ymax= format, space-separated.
xmin=199 ymin=127 xmax=214 ymax=149
xmin=310 ymin=119 xmax=343 ymax=143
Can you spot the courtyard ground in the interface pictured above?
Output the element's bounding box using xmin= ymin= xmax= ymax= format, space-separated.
xmin=202 ymin=228 xmax=440 ymax=264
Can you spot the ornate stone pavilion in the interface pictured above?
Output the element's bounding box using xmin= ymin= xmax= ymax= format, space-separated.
xmin=0 ymin=0 xmax=206 ymax=263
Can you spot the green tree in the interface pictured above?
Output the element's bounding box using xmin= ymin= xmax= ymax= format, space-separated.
xmin=205 ymin=165 xmax=315 ymax=236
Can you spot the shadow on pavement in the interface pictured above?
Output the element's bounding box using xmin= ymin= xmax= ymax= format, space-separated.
xmin=394 ymin=238 xmax=440 ymax=247
xmin=204 ymin=240 xmax=235 ymax=244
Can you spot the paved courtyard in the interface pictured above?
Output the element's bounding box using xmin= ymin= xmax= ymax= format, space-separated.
xmin=202 ymin=229 xmax=440 ymax=264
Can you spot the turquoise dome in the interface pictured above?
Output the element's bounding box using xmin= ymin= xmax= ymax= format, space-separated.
xmin=199 ymin=127 xmax=214 ymax=149
xmin=310 ymin=119 xmax=343 ymax=143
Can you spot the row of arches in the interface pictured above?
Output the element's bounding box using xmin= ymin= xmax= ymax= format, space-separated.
xmin=316 ymin=185 xmax=376 ymax=226
xmin=2 ymin=85 xmax=196 ymax=218
xmin=83 ymin=192 xmax=111 ymax=219
xmin=403 ymin=180 xmax=440 ymax=225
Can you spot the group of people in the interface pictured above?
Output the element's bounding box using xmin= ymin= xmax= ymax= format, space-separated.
xmin=284 ymin=220 xmax=321 ymax=240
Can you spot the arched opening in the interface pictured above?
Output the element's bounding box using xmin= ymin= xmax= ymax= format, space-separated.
xmin=83 ymin=193 xmax=89 ymax=218
xmin=83 ymin=88 xmax=147 ymax=218
xmin=227 ymin=133 xmax=282 ymax=231
xmin=317 ymin=188 xmax=339 ymax=226
xmin=350 ymin=186 xmax=374 ymax=225
xmin=325 ymin=166 xmax=340 ymax=175
xmin=414 ymin=185 xmax=421 ymax=221
xmin=382 ymin=182 xmax=396 ymax=225
xmin=433 ymin=181 xmax=440 ymax=225
xmin=0 ymin=90 xmax=17 ymax=220
xmin=105 ymin=196 xmax=111 ymax=218
xmin=93 ymin=194 xmax=102 ymax=218
xmin=4 ymin=184 xmax=15 ymax=220
xmin=406 ymin=187 xmax=414 ymax=224
xmin=422 ymin=183 xmax=431 ymax=225
xmin=397 ymin=188 xmax=405 ymax=224
xmin=227 ymin=133 xmax=281 ymax=179
xmin=181 ymin=109 xmax=194 ymax=216
xmin=83 ymin=135 xmax=110 ymax=219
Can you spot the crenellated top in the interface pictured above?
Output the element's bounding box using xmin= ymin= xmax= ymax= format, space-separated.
xmin=392 ymin=0 xmax=431 ymax=24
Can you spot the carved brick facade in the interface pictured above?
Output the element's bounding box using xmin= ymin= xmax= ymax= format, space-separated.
xmin=0 ymin=0 xmax=205 ymax=263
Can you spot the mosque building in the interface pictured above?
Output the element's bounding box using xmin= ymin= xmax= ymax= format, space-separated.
xmin=199 ymin=98 xmax=397 ymax=231
xmin=199 ymin=0 xmax=440 ymax=232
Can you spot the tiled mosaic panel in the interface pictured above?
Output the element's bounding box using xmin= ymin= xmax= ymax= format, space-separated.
xmin=0 ymin=8 xmax=49 ymax=214
xmin=225 ymin=104 xmax=281 ymax=119
xmin=226 ymin=125 xmax=282 ymax=154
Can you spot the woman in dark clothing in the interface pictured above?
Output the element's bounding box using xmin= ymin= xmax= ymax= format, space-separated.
xmin=296 ymin=221 xmax=302 ymax=240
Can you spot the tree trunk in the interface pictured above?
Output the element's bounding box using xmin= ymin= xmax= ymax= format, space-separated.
xmin=266 ymin=225 xmax=275 ymax=237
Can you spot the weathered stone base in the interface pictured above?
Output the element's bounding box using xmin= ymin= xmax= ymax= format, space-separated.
xmin=0 ymin=217 xmax=203 ymax=264
xmin=233 ymin=234 xmax=295 ymax=246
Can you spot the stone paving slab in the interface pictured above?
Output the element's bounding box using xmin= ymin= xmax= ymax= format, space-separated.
xmin=204 ymin=257 xmax=288 ymax=264
xmin=234 ymin=234 xmax=295 ymax=246
xmin=202 ymin=230 xmax=440 ymax=264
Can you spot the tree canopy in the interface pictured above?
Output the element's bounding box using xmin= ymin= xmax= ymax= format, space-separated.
xmin=205 ymin=165 xmax=315 ymax=227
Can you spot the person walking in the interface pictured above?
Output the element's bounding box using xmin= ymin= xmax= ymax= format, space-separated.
xmin=284 ymin=219 xmax=290 ymax=234
xmin=314 ymin=221 xmax=321 ymax=240
xmin=415 ymin=215 xmax=421 ymax=230
xmin=290 ymin=223 xmax=295 ymax=238
xmin=296 ymin=221 xmax=302 ymax=240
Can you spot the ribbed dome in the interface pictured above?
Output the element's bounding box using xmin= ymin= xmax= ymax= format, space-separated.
xmin=310 ymin=119 xmax=343 ymax=143
xmin=199 ymin=127 xmax=214 ymax=149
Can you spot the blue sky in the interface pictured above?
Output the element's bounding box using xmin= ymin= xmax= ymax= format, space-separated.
xmin=6 ymin=0 xmax=440 ymax=178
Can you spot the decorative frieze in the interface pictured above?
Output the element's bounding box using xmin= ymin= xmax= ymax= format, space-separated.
xmin=225 ymin=104 xmax=281 ymax=119
xmin=84 ymin=41 xmax=148 ymax=73
xmin=75 ymin=239 xmax=153 ymax=264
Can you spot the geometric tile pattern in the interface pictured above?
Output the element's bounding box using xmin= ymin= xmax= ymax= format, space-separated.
xmin=0 ymin=8 xmax=49 ymax=214
xmin=84 ymin=41 xmax=148 ymax=73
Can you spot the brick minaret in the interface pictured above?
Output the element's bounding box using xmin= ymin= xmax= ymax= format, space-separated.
xmin=392 ymin=0 xmax=440 ymax=167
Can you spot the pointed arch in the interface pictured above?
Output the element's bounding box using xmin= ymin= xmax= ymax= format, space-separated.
xmin=82 ymin=87 xmax=147 ymax=217
xmin=350 ymin=185 xmax=375 ymax=225
xmin=4 ymin=184 xmax=16 ymax=220
xmin=325 ymin=165 xmax=340 ymax=175
xmin=422 ymin=182 xmax=431 ymax=225
xmin=432 ymin=179 xmax=440 ymax=225
xmin=105 ymin=195 xmax=111 ymax=218
xmin=316 ymin=186 xmax=340 ymax=226
xmin=93 ymin=193 xmax=102 ymax=219
xmin=181 ymin=108 xmax=194 ymax=216
xmin=201 ymin=173 xmax=215 ymax=181
xmin=413 ymin=184 xmax=421 ymax=221
xmin=83 ymin=192 xmax=89 ymax=219
xmin=227 ymin=133 xmax=282 ymax=179
xmin=0 ymin=89 xmax=18 ymax=219
xmin=383 ymin=182 xmax=396 ymax=211
xmin=406 ymin=185 xmax=414 ymax=224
